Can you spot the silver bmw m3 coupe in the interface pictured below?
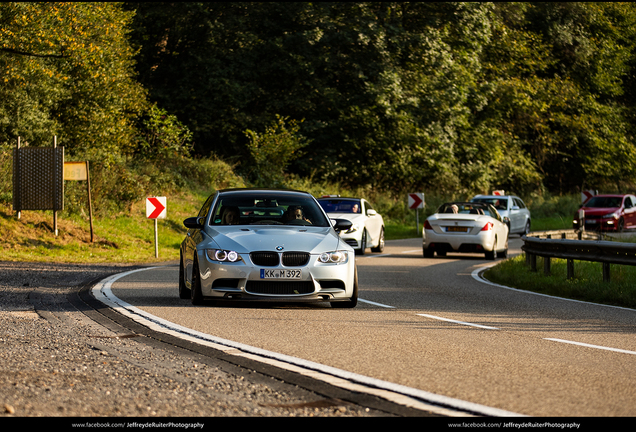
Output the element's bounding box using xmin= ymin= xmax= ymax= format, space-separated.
xmin=179 ymin=189 xmax=358 ymax=308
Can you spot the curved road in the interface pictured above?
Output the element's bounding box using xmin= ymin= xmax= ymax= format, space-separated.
xmin=97 ymin=237 xmax=636 ymax=417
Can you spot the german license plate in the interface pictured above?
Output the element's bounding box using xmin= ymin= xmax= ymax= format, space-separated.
xmin=447 ymin=226 xmax=468 ymax=232
xmin=260 ymin=269 xmax=302 ymax=279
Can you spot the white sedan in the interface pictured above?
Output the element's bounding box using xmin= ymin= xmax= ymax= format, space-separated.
xmin=317 ymin=197 xmax=385 ymax=255
xmin=422 ymin=202 xmax=509 ymax=260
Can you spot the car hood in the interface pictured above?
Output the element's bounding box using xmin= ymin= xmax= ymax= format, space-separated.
xmin=326 ymin=212 xmax=365 ymax=222
xmin=204 ymin=226 xmax=345 ymax=252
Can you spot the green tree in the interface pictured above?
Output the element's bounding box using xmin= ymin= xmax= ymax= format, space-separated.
xmin=244 ymin=115 xmax=308 ymax=188
xmin=0 ymin=2 xmax=147 ymax=162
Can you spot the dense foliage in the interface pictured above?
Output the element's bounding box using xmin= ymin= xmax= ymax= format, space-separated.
xmin=126 ymin=2 xmax=636 ymax=197
xmin=3 ymin=2 xmax=636 ymax=216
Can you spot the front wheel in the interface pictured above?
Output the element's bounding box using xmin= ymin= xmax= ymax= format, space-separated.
xmin=356 ymin=230 xmax=367 ymax=255
xmin=617 ymin=218 xmax=625 ymax=232
xmin=178 ymin=253 xmax=190 ymax=299
xmin=371 ymin=228 xmax=385 ymax=253
xmin=190 ymin=259 xmax=204 ymax=305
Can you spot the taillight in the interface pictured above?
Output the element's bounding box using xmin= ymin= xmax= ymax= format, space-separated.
xmin=480 ymin=222 xmax=493 ymax=231
xmin=424 ymin=220 xmax=433 ymax=230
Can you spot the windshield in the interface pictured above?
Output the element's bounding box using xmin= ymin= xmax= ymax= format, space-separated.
xmin=471 ymin=197 xmax=508 ymax=211
xmin=584 ymin=196 xmax=622 ymax=208
xmin=437 ymin=202 xmax=501 ymax=220
xmin=210 ymin=192 xmax=330 ymax=227
xmin=318 ymin=199 xmax=361 ymax=214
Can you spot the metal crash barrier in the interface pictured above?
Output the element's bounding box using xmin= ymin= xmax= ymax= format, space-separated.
xmin=521 ymin=232 xmax=636 ymax=282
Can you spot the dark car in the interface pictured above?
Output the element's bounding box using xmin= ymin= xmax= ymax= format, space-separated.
xmin=572 ymin=194 xmax=636 ymax=232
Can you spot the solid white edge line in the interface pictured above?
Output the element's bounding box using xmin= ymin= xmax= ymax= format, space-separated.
xmin=417 ymin=313 xmax=499 ymax=330
xmin=471 ymin=262 xmax=636 ymax=312
xmin=91 ymin=267 xmax=523 ymax=418
xmin=544 ymin=338 xmax=636 ymax=356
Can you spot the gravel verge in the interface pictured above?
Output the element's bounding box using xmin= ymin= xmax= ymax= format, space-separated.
xmin=0 ymin=261 xmax=389 ymax=419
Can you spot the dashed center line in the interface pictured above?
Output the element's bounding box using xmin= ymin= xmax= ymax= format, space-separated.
xmin=544 ymin=338 xmax=636 ymax=355
xmin=360 ymin=249 xmax=635 ymax=356
xmin=417 ymin=313 xmax=499 ymax=330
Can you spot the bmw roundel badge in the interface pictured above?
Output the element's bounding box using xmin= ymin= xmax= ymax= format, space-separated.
xmin=276 ymin=246 xmax=284 ymax=251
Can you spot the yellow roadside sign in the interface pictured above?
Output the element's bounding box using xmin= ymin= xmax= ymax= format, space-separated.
xmin=64 ymin=162 xmax=88 ymax=181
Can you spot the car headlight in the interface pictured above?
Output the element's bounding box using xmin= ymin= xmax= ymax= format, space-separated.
xmin=602 ymin=212 xmax=619 ymax=219
xmin=206 ymin=249 xmax=242 ymax=262
xmin=344 ymin=223 xmax=359 ymax=234
xmin=318 ymin=251 xmax=349 ymax=264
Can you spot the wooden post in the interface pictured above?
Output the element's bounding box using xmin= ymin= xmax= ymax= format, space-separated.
xmin=603 ymin=262 xmax=610 ymax=282
xmin=567 ymin=259 xmax=574 ymax=279
xmin=86 ymin=161 xmax=94 ymax=242
xmin=16 ymin=137 xmax=21 ymax=220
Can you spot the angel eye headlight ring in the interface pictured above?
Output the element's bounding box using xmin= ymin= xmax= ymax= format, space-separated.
xmin=318 ymin=251 xmax=348 ymax=263
xmin=207 ymin=249 xmax=241 ymax=262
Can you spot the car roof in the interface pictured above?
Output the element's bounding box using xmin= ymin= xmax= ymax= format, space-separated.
xmin=472 ymin=195 xmax=518 ymax=199
xmin=217 ymin=188 xmax=313 ymax=196
xmin=317 ymin=197 xmax=362 ymax=201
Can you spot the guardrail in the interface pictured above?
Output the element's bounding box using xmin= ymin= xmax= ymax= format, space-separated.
xmin=521 ymin=230 xmax=636 ymax=282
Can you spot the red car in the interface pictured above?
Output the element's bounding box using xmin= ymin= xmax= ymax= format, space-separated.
xmin=572 ymin=194 xmax=636 ymax=232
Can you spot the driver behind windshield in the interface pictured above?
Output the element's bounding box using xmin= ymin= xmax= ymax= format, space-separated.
xmin=283 ymin=206 xmax=312 ymax=224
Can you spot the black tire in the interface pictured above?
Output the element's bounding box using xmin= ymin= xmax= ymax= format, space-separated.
xmin=356 ymin=230 xmax=367 ymax=255
xmin=618 ymin=218 xmax=625 ymax=232
xmin=371 ymin=228 xmax=385 ymax=253
xmin=500 ymin=236 xmax=509 ymax=258
xmin=331 ymin=267 xmax=358 ymax=308
xmin=523 ymin=220 xmax=531 ymax=236
xmin=178 ymin=252 xmax=190 ymax=299
xmin=190 ymin=259 xmax=204 ymax=305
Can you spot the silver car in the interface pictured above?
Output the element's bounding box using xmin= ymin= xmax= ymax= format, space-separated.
xmin=470 ymin=194 xmax=531 ymax=235
xmin=179 ymin=189 xmax=358 ymax=308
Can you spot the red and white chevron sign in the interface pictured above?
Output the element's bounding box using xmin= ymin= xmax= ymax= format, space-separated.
xmin=408 ymin=193 xmax=424 ymax=209
xmin=581 ymin=190 xmax=595 ymax=203
xmin=146 ymin=197 xmax=167 ymax=219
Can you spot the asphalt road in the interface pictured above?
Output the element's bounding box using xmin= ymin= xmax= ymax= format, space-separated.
xmin=101 ymin=237 xmax=636 ymax=417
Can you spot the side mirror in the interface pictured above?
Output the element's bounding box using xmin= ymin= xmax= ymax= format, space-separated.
xmin=367 ymin=209 xmax=377 ymax=216
xmin=184 ymin=217 xmax=204 ymax=229
xmin=331 ymin=218 xmax=353 ymax=232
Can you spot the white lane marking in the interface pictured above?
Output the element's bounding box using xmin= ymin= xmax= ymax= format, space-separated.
xmin=417 ymin=313 xmax=499 ymax=330
xmin=362 ymin=249 xmax=421 ymax=259
xmin=359 ymin=298 xmax=395 ymax=308
xmin=92 ymin=267 xmax=522 ymax=418
xmin=544 ymin=338 xmax=636 ymax=356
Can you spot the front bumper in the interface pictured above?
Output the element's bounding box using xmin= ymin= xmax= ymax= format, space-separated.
xmin=196 ymin=250 xmax=355 ymax=302
xmin=573 ymin=218 xmax=619 ymax=231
